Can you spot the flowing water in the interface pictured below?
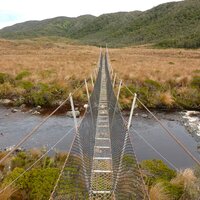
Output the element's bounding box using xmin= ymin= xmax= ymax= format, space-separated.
xmin=0 ymin=106 xmax=199 ymax=169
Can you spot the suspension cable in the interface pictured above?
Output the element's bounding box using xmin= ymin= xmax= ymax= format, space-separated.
xmin=0 ymin=82 xmax=85 ymax=165
xmin=123 ymin=83 xmax=200 ymax=167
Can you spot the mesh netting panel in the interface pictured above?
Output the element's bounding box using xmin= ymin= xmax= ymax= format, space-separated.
xmin=53 ymin=52 xmax=148 ymax=200
xmin=105 ymin=53 xmax=147 ymax=199
xmin=53 ymin=54 xmax=103 ymax=199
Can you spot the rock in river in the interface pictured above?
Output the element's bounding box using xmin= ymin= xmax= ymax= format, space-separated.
xmin=66 ymin=111 xmax=80 ymax=118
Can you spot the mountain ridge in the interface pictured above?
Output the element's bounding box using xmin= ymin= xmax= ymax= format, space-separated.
xmin=0 ymin=0 xmax=200 ymax=48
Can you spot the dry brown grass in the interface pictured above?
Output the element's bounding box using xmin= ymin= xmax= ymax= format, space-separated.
xmin=0 ymin=187 xmax=17 ymax=200
xmin=149 ymin=182 xmax=170 ymax=200
xmin=109 ymin=46 xmax=200 ymax=83
xmin=171 ymin=168 xmax=197 ymax=188
xmin=29 ymin=148 xmax=42 ymax=158
xmin=1 ymin=39 xmax=200 ymax=86
xmin=0 ymin=39 xmax=99 ymax=86
xmin=159 ymin=91 xmax=175 ymax=107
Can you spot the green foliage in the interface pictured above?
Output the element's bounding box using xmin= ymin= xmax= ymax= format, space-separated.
xmin=173 ymin=87 xmax=200 ymax=109
xmin=144 ymin=79 xmax=162 ymax=91
xmin=161 ymin=180 xmax=183 ymax=199
xmin=15 ymin=70 xmax=31 ymax=80
xmin=191 ymin=76 xmax=200 ymax=88
xmin=0 ymin=72 xmax=13 ymax=84
xmin=11 ymin=152 xmax=27 ymax=170
xmin=3 ymin=167 xmax=59 ymax=200
xmin=22 ymin=82 xmax=67 ymax=107
xmin=18 ymin=80 xmax=34 ymax=90
xmin=141 ymin=159 xmax=176 ymax=186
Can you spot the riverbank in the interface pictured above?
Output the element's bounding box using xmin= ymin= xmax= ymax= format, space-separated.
xmin=0 ymin=40 xmax=200 ymax=112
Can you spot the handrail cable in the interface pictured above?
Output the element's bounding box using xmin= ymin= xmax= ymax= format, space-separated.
xmin=0 ymin=82 xmax=86 ymax=165
xmin=130 ymin=127 xmax=178 ymax=170
xmin=0 ymin=125 xmax=77 ymax=194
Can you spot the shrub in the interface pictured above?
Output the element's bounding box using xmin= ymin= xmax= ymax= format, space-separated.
xmin=141 ymin=160 xmax=176 ymax=186
xmin=15 ymin=70 xmax=31 ymax=80
xmin=191 ymin=76 xmax=200 ymax=88
xmin=161 ymin=180 xmax=183 ymax=199
xmin=173 ymin=87 xmax=200 ymax=109
xmin=159 ymin=91 xmax=174 ymax=107
xmin=11 ymin=152 xmax=27 ymax=170
xmin=144 ymin=79 xmax=162 ymax=91
xmin=0 ymin=73 xmax=13 ymax=84
xmin=17 ymin=81 xmax=34 ymax=90
xmin=149 ymin=182 xmax=170 ymax=200
xmin=171 ymin=169 xmax=200 ymax=199
xmin=3 ymin=167 xmax=59 ymax=200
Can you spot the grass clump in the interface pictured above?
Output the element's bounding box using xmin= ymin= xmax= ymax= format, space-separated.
xmin=15 ymin=70 xmax=31 ymax=80
xmin=141 ymin=159 xmax=200 ymax=200
xmin=0 ymin=150 xmax=68 ymax=200
xmin=0 ymin=73 xmax=13 ymax=84
xmin=191 ymin=76 xmax=200 ymax=89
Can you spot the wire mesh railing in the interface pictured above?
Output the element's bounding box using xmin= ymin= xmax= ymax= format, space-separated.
xmin=51 ymin=53 xmax=103 ymax=199
xmin=51 ymin=51 xmax=148 ymax=199
xmin=105 ymin=53 xmax=148 ymax=199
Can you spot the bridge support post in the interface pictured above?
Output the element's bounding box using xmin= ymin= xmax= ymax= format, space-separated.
xmin=91 ymin=74 xmax=94 ymax=88
xmin=117 ymin=80 xmax=122 ymax=102
xmin=127 ymin=93 xmax=137 ymax=131
xmin=85 ymin=79 xmax=90 ymax=101
xmin=69 ymin=93 xmax=78 ymax=132
xmin=113 ymin=73 xmax=116 ymax=88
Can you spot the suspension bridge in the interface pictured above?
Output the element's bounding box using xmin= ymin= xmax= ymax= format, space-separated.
xmin=0 ymin=48 xmax=200 ymax=200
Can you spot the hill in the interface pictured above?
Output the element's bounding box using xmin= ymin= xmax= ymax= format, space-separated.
xmin=0 ymin=0 xmax=200 ymax=48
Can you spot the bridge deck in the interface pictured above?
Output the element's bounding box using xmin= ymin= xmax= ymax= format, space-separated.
xmin=90 ymin=61 xmax=114 ymax=199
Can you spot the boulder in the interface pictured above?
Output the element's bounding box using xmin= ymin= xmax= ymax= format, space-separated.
xmin=141 ymin=114 xmax=148 ymax=118
xmin=36 ymin=105 xmax=42 ymax=110
xmin=11 ymin=108 xmax=19 ymax=113
xmin=0 ymin=99 xmax=13 ymax=105
xmin=32 ymin=111 xmax=40 ymax=115
xmin=66 ymin=111 xmax=80 ymax=118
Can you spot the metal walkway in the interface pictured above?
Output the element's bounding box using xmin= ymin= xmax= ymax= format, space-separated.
xmin=90 ymin=59 xmax=114 ymax=199
xmin=51 ymin=51 xmax=148 ymax=200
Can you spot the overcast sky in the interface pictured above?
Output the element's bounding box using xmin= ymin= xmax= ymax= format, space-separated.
xmin=0 ymin=0 xmax=182 ymax=29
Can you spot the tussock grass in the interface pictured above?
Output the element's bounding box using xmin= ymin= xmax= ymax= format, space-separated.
xmin=149 ymin=183 xmax=170 ymax=200
xmin=109 ymin=47 xmax=200 ymax=84
xmin=0 ymin=187 xmax=17 ymax=200
xmin=0 ymin=39 xmax=199 ymax=109
xmin=171 ymin=169 xmax=197 ymax=187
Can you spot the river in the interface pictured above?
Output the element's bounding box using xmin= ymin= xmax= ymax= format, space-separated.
xmin=0 ymin=106 xmax=199 ymax=169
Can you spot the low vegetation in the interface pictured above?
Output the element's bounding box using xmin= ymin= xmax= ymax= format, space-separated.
xmin=1 ymin=150 xmax=199 ymax=200
xmin=141 ymin=159 xmax=200 ymax=200
xmin=0 ymin=150 xmax=67 ymax=200
xmin=0 ymin=39 xmax=199 ymax=111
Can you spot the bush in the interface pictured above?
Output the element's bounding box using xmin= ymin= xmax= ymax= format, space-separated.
xmin=15 ymin=70 xmax=31 ymax=80
xmin=191 ymin=76 xmax=200 ymax=89
xmin=144 ymin=79 xmax=162 ymax=91
xmin=141 ymin=160 xmax=176 ymax=186
xmin=0 ymin=73 xmax=13 ymax=84
xmin=3 ymin=167 xmax=59 ymax=200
